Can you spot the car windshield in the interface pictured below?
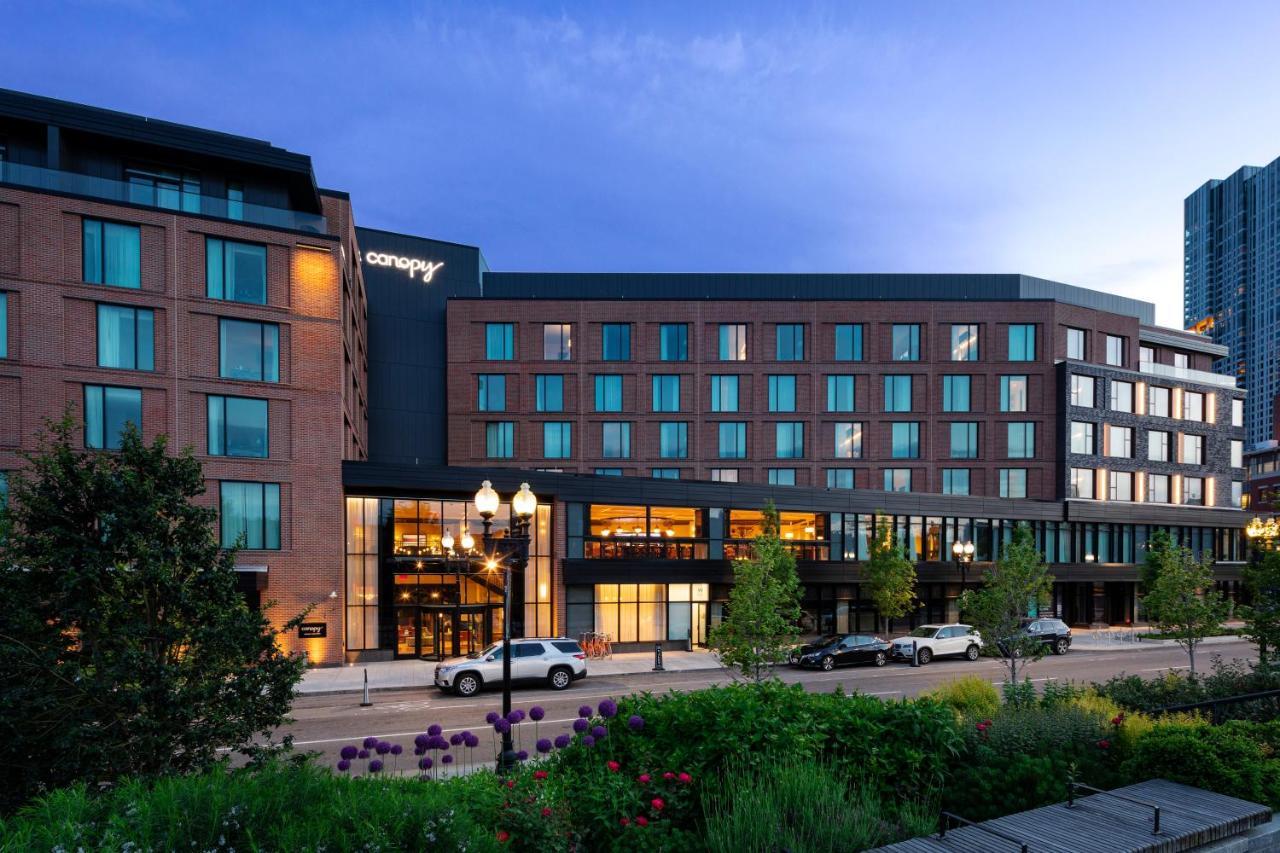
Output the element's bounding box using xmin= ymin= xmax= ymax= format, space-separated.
xmin=907 ymin=626 xmax=939 ymax=638
xmin=473 ymin=643 xmax=503 ymax=660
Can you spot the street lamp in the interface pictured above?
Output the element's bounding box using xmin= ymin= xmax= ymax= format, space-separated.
xmin=1246 ymin=516 xmax=1280 ymax=670
xmin=952 ymin=539 xmax=975 ymax=590
xmin=474 ymin=479 xmax=537 ymax=773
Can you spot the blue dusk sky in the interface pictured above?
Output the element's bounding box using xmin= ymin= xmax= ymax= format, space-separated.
xmin=5 ymin=1 xmax=1280 ymax=326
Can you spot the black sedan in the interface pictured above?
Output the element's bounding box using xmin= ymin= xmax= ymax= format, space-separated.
xmin=997 ymin=618 xmax=1073 ymax=657
xmin=793 ymin=634 xmax=891 ymax=671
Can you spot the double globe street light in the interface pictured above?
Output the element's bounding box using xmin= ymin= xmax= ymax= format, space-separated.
xmin=952 ymin=539 xmax=975 ymax=591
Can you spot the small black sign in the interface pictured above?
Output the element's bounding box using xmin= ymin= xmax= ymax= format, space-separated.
xmin=299 ymin=622 xmax=327 ymax=639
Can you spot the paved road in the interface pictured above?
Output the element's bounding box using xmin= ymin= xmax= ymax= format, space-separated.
xmin=279 ymin=640 xmax=1256 ymax=767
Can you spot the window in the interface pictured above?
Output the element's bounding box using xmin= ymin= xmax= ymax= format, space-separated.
xmin=719 ymin=423 xmax=747 ymax=458
xmin=1069 ymin=468 xmax=1095 ymax=499
xmin=1007 ymin=422 xmax=1035 ymax=458
xmin=1233 ymin=481 xmax=1244 ymax=507
xmin=1148 ymin=430 xmax=1170 ymax=462
xmin=1105 ymin=335 xmax=1125 ymax=367
xmin=602 ymin=422 xmax=632 ymax=458
xmin=1173 ymin=353 xmax=1189 ymax=369
xmin=594 ymin=375 xmax=623 ymax=412
xmin=942 ymin=469 xmax=970 ymax=495
xmin=1147 ymin=473 xmax=1170 ymax=504
xmin=1000 ymin=375 xmax=1028 ymax=412
xmin=719 ymin=324 xmax=747 ymax=361
xmin=543 ymin=324 xmax=572 ymax=360
xmin=999 ymin=468 xmax=1027 ymax=499
xmin=227 ymin=183 xmax=244 ymax=220
xmin=207 ymin=395 xmax=268 ymax=458
xmin=485 ymin=323 xmax=514 ymax=360
xmin=891 ymin=324 xmax=920 ymax=361
xmin=1111 ymin=380 xmax=1133 ymax=413
xmin=602 ymin=324 xmax=632 ymax=361
xmin=652 ymin=468 xmax=680 ymax=480
xmin=0 ymin=292 xmax=6 ymax=359
xmin=96 ymin=304 xmax=154 ymax=371
xmin=659 ymin=324 xmax=688 ymax=361
xmin=542 ymin=422 xmax=571 ymax=458
xmin=835 ymin=324 xmax=863 ymax=361
xmin=1183 ymin=391 xmax=1204 ymax=422
xmin=1070 ymin=421 xmax=1095 ymax=455
xmin=83 ymin=385 xmax=141 ymax=450
xmin=477 ymin=374 xmax=506 ymax=411
xmin=652 ymin=375 xmax=681 ymax=412
xmin=776 ymin=422 xmax=805 ymax=458
xmin=827 ymin=375 xmax=855 ymax=412
xmin=595 ymin=468 xmax=623 ymax=477
xmin=126 ymin=166 xmax=199 ymax=211
xmin=942 ymin=376 xmax=970 ymax=412
xmin=1008 ymin=324 xmax=1036 ymax=361
xmin=1147 ymin=386 xmax=1170 ymax=418
xmin=768 ymin=468 xmax=796 ymax=486
xmin=950 ymin=422 xmax=978 ymax=459
xmin=82 ymin=219 xmax=141 ymax=288
xmin=710 ymin=375 xmax=739 ymax=412
xmin=220 ymin=481 xmax=280 ymax=550
xmin=535 ymin=375 xmax=564 ymax=412
xmin=1071 ymin=375 xmax=1095 ymax=407
xmin=834 ymin=422 xmax=863 ymax=459
xmin=776 ymin=324 xmax=805 ymax=361
xmin=219 ymin=319 xmax=279 ymax=382
xmin=1232 ymin=440 xmax=1244 ymax=469
xmin=892 ymin=422 xmax=920 ymax=459
xmin=1233 ymin=399 xmax=1245 ymax=427
xmin=206 ymin=238 xmax=266 ymax=304
xmin=884 ymin=469 xmax=912 ymax=492
xmin=486 ymin=422 xmax=514 ymax=458
xmin=1182 ymin=433 xmax=1204 ymax=465
xmin=1109 ymin=471 xmax=1134 ymax=502
xmin=950 ymin=324 xmax=979 ymax=361
xmin=1106 ymin=425 xmax=1133 ymax=458
xmin=1067 ymin=327 xmax=1086 ymax=360
xmin=659 ymin=422 xmax=688 ymax=458
xmin=1140 ymin=345 xmax=1155 ymax=365
xmin=768 ymin=375 xmax=797 ymax=412
xmin=710 ymin=468 xmax=738 ymax=483
xmin=884 ymin=375 xmax=912 ymax=412
xmin=827 ymin=469 xmax=854 ymax=489
xmin=1183 ymin=476 xmax=1205 ymax=506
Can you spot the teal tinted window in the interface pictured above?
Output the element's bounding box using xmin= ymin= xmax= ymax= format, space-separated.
xmin=827 ymin=375 xmax=855 ymax=412
xmin=776 ymin=422 xmax=804 ymax=458
xmin=710 ymin=375 xmax=739 ymax=412
xmin=206 ymin=238 xmax=267 ymax=304
xmin=1008 ymin=324 xmax=1036 ymax=361
xmin=776 ymin=324 xmax=804 ymax=361
xmin=1000 ymin=468 xmax=1027 ymax=498
xmin=891 ymin=422 xmax=919 ymax=459
xmin=208 ymin=395 xmax=268 ymax=458
xmin=535 ymin=375 xmax=564 ymax=412
xmin=0 ymin=292 xmax=7 ymax=359
xmin=768 ymin=375 xmax=797 ymax=412
xmin=834 ymin=324 xmax=862 ymax=361
xmin=219 ymin=319 xmax=279 ymax=382
xmin=884 ymin=375 xmax=912 ymax=412
xmin=602 ymin=422 xmax=631 ymax=458
xmin=891 ymin=324 xmax=920 ymax=361
xmin=768 ymin=469 xmax=796 ymax=486
xmin=477 ymin=374 xmax=506 ymax=412
xmin=718 ymin=324 xmax=748 ymax=360
xmin=1007 ymin=422 xmax=1035 ymax=458
xmin=595 ymin=375 xmax=623 ymax=412
xmin=826 ymin=469 xmax=854 ymax=489
xmin=652 ymin=468 xmax=680 ymax=480
xmin=602 ymin=324 xmax=631 ymax=361
xmin=1000 ymin=375 xmax=1028 ymax=412
xmin=950 ymin=422 xmax=978 ymax=459
xmin=718 ymin=422 xmax=747 ymax=458
xmin=82 ymin=219 xmax=141 ymax=288
xmin=543 ymin=422 xmax=571 ymax=458
xmin=220 ymin=481 xmax=280 ymax=550
xmin=659 ymin=324 xmax=688 ymax=361
xmin=942 ymin=376 xmax=970 ymax=412
xmin=96 ymin=304 xmax=154 ymax=371
xmin=485 ymin=323 xmax=515 ymax=360
xmin=652 ymin=375 xmax=681 ymax=412
xmin=942 ymin=469 xmax=970 ymax=495
xmin=486 ymin=422 xmax=514 ymax=458
xmin=659 ymin=422 xmax=688 ymax=458
xmin=84 ymin=385 xmax=142 ymax=450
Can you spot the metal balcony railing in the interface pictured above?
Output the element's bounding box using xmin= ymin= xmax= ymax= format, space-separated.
xmin=1139 ymin=359 xmax=1238 ymax=389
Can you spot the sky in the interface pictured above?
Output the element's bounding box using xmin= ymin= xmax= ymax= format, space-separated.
xmin=5 ymin=1 xmax=1280 ymax=327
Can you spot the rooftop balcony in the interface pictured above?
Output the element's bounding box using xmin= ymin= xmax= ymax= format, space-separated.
xmin=1139 ymin=359 xmax=1238 ymax=390
xmin=0 ymin=160 xmax=327 ymax=234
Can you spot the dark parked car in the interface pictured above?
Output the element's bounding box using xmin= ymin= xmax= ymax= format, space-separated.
xmin=794 ymin=634 xmax=891 ymax=671
xmin=998 ymin=618 xmax=1072 ymax=656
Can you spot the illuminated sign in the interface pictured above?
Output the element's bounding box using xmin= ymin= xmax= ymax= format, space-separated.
xmin=299 ymin=622 xmax=328 ymax=639
xmin=363 ymin=251 xmax=445 ymax=283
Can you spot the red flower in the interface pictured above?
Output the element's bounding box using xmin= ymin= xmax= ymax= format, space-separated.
xmin=1097 ymin=739 xmax=1111 ymax=750
xmin=505 ymin=779 xmax=516 ymax=789
xmin=678 ymin=772 xmax=692 ymax=784
xmin=637 ymin=773 xmax=651 ymax=783
xmin=635 ymin=816 xmax=649 ymax=827
xmin=651 ymin=797 xmax=665 ymax=811
xmin=542 ymin=807 xmax=552 ymax=818
xmin=620 ymin=817 xmax=631 ymax=827
xmin=607 ymin=760 xmax=621 ymax=772
xmin=534 ymin=770 xmax=548 ymax=781
xmin=1111 ymin=713 xmax=1125 ymax=727
xmin=497 ymin=830 xmax=510 ymax=843
xmin=663 ymin=771 xmax=676 ymax=780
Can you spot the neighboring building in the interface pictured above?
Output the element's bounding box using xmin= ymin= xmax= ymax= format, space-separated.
xmin=1245 ymin=442 xmax=1280 ymax=512
xmin=0 ymin=89 xmax=1252 ymax=666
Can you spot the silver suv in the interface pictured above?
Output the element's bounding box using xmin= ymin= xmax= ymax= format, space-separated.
xmin=434 ymin=638 xmax=587 ymax=697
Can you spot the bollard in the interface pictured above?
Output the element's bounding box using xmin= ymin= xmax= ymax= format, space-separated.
xmin=653 ymin=642 xmax=665 ymax=672
xmin=911 ymin=640 xmax=919 ymax=668
xmin=360 ymin=667 xmax=373 ymax=707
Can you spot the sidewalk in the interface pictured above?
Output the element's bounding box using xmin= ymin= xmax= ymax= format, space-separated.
xmin=1069 ymin=633 xmax=1248 ymax=653
xmin=299 ymin=650 xmax=723 ymax=695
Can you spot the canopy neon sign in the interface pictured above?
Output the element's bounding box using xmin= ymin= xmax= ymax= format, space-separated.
xmin=363 ymin=251 xmax=445 ymax=283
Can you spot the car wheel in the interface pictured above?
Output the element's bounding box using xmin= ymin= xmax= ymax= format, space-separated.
xmin=965 ymin=644 xmax=980 ymax=662
xmin=548 ymin=666 xmax=572 ymax=691
xmin=820 ymin=655 xmax=835 ymax=671
xmin=917 ymin=647 xmax=933 ymax=665
xmin=874 ymin=651 xmax=887 ymax=667
xmin=454 ymin=672 xmax=481 ymax=697
xmin=1054 ymin=639 xmax=1069 ymax=655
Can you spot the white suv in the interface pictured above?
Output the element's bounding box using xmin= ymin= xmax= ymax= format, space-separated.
xmin=890 ymin=624 xmax=983 ymax=664
xmin=434 ymin=638 xmax=587 ymax=697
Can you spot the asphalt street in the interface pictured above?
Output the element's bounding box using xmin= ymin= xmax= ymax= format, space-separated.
xmin=278 ymin=640 xmax=1256 ymax=767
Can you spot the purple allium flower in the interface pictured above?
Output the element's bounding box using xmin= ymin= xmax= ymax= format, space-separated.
xmin=598 ymin=699 xmax=618 ymax=719
xmin=530 ymin=706 xmax=545 ymax=721
xmin=578 ymin=705 xmax=592 ymax=718
xmin=435 ymin=738 xmax=450 ymax=751
xmin=427 ymin=723 xmax=443 ymax=736
xmin=515 ymin=709 xmax=527 ymax=721
xmin=340 ymin=745 xmax=358 ymax=760
xmin=375 ymin=741 xmax=391 ymax=755
xmin=362 ymin=736 xmax=378 ymax=749
xmin=628 ymin=714 xmax=645 ymax=731
xmin=419 ymin=757 xmax=433 ymax=770
xmin=572 ymin=718 xmax=589 ymax=733
xmin=506 ymin=710 xmax=522 ymax=725
xmin=516 ymin=750 xmax=529 ymax=761
xmin=337 ymin=759 xmax=351 ymax=772
xmin=442 ymin=753 xmax=454 ymax=764
xmin=413 ymin=746 xmax=424 ymax=756
xmin=465 ymin=734 xmax=480 ymax=748
xmin=485 ymin=711 xmax=500 ymax=725
xmin=591 ymin=725 xmax=608 ymax=740
xmin=460 ymin=730 xmax=473 ymax=739
xmin=450 ymin=733 xmax=464 ymax=746
xmin=495 ymin=719 xmax=511 ymax=734
xmin=390 ymin=744 xmax=403 ymax=756
xmin=357 ymin=749 xmax=370 ymax=759
xmin=536 ymin=738 xmax=552 ymax=753
xmin=368 ymin=759 xmax=384 ymax=773
xmin=414 ymin=733 xmax=430 ymax=749
xmin=581 ymin=735 xmax=596 ymax=747
xmin=554 ymin=734 xmax=572 ymax=749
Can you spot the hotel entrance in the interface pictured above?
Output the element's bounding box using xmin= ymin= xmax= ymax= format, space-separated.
xmin=392 ymin=571 xmax=505 ymax=660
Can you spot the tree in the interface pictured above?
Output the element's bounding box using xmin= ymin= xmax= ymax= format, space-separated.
xmin=1141 ymin=529 xmax=1178 ymax=596
xmin=709 ymin=501 xmax=803 ymax=683
xmin=1242 ymin=549 xmax=1280 ymax=674
xmin=1143 ymin=544 xmax=1229 ymax=677
xmin=862 ymin=515 xmax=916 ymax=635
xmin=958 ymin=523 xmax=1053 ymax=687
xmin=0 ymin=419 xmax=307 ymax=809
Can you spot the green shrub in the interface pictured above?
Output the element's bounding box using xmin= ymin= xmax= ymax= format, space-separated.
xmin=1093 ymin=659 xmax=1280 ymax=721
xmin=922 ymin=676 xmax=1000 ymax=720
xmin=1121 ymin=720 xmax=1280 ymax=808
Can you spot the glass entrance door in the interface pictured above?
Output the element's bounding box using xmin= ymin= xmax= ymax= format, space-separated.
xmin=691 ymin=602 xmax=707 ymax=646
xmin=394 ymin=606 xmax=500 ymax=660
